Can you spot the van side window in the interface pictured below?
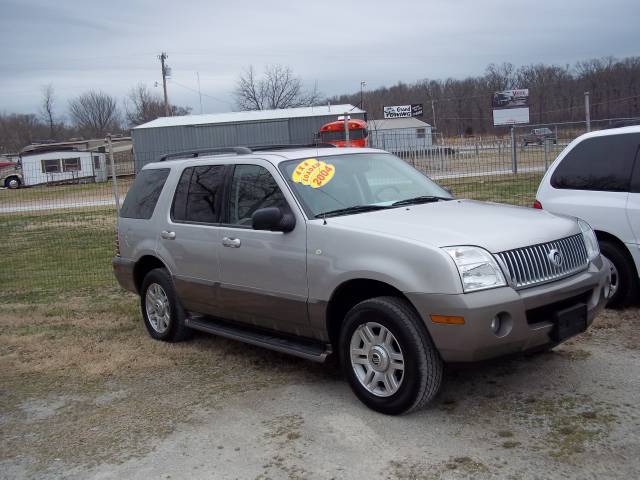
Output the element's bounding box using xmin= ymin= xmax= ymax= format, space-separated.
xmin=120 ymin=168 xmax=170 ymax=219
xmin=227 ymin=165 xmax=289 ymax=226
xmin=551 ymin=134 xmax=640 ymax=192
xmin=172 ymin=165 xmax=226 ymax=224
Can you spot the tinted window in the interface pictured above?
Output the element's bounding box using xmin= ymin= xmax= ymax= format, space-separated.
xmin=172 ymin=165 xmax=225 ymax=223
xmin=551 ymin=134 xmax=640 ymax=192
xmin=631 ymin=149 xmax=640 ymax=193
xmin=321 ymin=129 xmax=365 ymax=141
xmin=228 ymin=165 xmax=288 ymax=226
xmin=120 ymin=168 xmax=170 ymax=219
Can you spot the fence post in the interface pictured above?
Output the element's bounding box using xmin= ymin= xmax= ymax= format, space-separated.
xmin=107 ymin=134 xmax=121 ymax=214
xmin=510 ymin=126 xmax=518 ymax=174
xmin=544 ymin=138 xmax=550 ymax=170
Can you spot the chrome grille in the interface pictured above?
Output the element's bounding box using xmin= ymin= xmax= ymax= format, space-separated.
xmin=496 ymin=234 xmax=589 ymax=289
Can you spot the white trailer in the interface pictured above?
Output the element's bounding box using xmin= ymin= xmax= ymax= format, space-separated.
xmin=19 ymin=150 xmax=107 ymax=186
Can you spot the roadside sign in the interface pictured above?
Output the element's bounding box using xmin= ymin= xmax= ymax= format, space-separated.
xmin=383 ymin=104 xmax=423 ymax=119
xmin=492 ymin=89 xmax=529 ymax=126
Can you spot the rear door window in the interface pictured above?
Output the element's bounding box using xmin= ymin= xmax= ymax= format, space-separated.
xmin=551 ymin=133 xmax=640 ymax=192
xmin=120 ymin=168 xmax=170 ymax=219
xmin=172 ymin=165 xmax=226 ymax=224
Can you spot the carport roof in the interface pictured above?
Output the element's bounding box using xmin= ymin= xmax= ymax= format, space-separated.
xmin=134 ymin=104 xmax=364 ymax=129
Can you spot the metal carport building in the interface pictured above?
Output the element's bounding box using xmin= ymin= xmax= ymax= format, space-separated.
xmin=131 ymin=104 xmax=365 ymax=170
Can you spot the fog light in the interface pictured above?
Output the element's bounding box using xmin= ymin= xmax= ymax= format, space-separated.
xmin=490 ymin=316 xmax=501 ymax=334
xmin=490 ymin=312 xmax=513 ymax=337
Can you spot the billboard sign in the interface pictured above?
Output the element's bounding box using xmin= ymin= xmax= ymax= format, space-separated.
xmin=492 ymin=89 xmax=529 ymax=126
xmin=383 ymin=104 xmax=423 ymax=119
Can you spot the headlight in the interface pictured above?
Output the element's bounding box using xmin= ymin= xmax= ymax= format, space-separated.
xmin=443 ymin=246 xmax=507 ymax=293
xmin=578 ymin=219 xmax=599 ymax=261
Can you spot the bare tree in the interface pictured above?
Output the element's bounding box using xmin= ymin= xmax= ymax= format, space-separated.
xmin=125 ymin=84 xmax=191 ymax=127
xmin=234 ymin=65 xmax=322 ymax=110
xmin=40 ymin=84 xmax=56 ymax=139
xmin=68 ymin=90 xmax=120 ymax=138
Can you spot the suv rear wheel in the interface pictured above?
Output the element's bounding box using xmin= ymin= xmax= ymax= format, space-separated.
xmin=339 ymin=296 xmax=443 ymax=415
xmin=600 ymin=240 xmax=637 ymax=308
xmin=141 ymin=268 xmax=192 ymax=342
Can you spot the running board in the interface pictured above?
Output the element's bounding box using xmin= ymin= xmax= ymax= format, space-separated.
xmin=185 ymin=316 xmax=332 ymax=363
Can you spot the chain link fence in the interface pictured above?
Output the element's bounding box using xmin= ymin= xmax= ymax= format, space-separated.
xmin=0 ymin=118 xmax=634 ymax=297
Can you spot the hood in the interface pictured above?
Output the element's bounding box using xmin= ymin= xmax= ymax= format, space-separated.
xmin=325 ymin=199 xmax=580 ymax=253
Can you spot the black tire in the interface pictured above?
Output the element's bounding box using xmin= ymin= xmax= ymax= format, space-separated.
xmin=4 ymin=176 xmax=21 ymax=189
xmin=599 ymin=240 xmax=637 ymax=308
xmin=140 ymin=268 xmax=192 ymax=342
xmin=339 ymin=296 xmax=443 ymax=415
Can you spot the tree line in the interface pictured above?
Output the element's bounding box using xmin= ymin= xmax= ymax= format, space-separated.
xmin=2 ymin=56 xmax=639 ymax=153
xmin=0 ymin=84 xmax=190 ymax=154
xmin=330 ymin=56 xmax=640 ymax=136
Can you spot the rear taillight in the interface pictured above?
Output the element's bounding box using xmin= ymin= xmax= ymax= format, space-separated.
xmin=533 ymin=199 xmax=543 ymax=209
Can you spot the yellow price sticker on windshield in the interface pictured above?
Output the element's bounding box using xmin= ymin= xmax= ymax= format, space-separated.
xmin=292 ymin=159 xmax=335 ymax=188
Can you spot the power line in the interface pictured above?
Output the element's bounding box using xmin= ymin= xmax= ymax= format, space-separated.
xmin=168 ymin=79 xmax=234 ymax=108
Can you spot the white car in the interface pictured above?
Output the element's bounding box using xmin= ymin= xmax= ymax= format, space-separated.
xmin=536 ymin=126 xmax=640 ymax=307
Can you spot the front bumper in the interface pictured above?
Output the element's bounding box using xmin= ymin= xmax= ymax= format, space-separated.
xmin=407 ymin=257 xmax=611 ymax=362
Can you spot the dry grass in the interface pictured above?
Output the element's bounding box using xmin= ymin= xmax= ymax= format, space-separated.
xmin=0 ymin=288 xmax=329 ymax=474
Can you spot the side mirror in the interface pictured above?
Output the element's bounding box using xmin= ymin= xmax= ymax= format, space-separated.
xmin=252 ymin=207 xmax=296 ymax=232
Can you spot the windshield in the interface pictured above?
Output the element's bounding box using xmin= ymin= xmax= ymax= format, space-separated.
xmin=279 ymin=153 xmax=452 ymax=218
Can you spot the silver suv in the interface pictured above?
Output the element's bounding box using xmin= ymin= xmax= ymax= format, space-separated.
xmin=114 ymin=146 xmax=611 ymax=414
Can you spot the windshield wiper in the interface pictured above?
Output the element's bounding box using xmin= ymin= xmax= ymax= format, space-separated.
xmin=391 ymin=195 xmax=451 ymax=207
xmin=315 ymin=204 xmax=391 ymax=218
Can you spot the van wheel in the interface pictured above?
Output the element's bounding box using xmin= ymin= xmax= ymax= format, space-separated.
xmin=140 ymin=268 xmax=192 ymax=342
xmin=4 ymin=176 xmax=21 ymax=189
xmin=600 ymin=240 xmax=636 ymax=308
xmin=339 ymin=296 xmax=443 ymax=415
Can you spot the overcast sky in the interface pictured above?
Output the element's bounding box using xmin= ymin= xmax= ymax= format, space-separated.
xmin=1 ymin=0 xmax=638 ymax=117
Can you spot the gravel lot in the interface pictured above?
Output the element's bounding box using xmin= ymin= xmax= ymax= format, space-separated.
xmin=1 ymin=291 xmax=639 ymax=480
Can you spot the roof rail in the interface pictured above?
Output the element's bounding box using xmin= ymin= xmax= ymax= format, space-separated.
xmin=158 ymin=147 xmax=252 ymax=162
xmin=249 ymin=143 xmax=336 ymax=151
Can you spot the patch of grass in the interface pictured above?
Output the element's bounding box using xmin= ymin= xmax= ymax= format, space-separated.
xmin=0 ymin=208 xmax=118 ymax=295
xmin=0 ymin=178 xmax=132 ymax=203
xmin=439 ymin=172 xmax=543 ymax=206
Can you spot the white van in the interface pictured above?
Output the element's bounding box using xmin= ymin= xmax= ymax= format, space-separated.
xmin=535 ymin=126 xmax=640 ymax=307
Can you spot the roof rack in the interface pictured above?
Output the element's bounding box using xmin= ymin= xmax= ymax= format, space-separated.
xmin=249 ymin=143 xmax=336 ymax=151
xmin=158 ymin=147 xmax=252 ymax=162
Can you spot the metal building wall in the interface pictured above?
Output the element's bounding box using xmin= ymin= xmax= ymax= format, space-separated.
xmin=132 ymin=112 xmax=365 ymax=170
xmin=132 ymin=120 xmax=290 ymax=170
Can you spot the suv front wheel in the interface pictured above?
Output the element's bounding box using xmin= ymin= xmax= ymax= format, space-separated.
xmin=339 ymin=296 xmax=443 ymax=415
xmin=141 ymin=268 xmax=192 ymax=342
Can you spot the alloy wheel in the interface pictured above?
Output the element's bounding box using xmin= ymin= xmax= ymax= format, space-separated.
xmin=349 ymin=322 xmax=405 ymax=397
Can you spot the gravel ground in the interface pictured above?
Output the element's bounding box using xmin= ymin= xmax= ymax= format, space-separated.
xmin=1 ymin=294 xmax=639 ymax=480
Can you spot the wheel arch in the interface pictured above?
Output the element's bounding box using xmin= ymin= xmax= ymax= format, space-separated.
xmin=133 ymin=255 xmax=169 ymax=293
xmin=325 ymin=278 xmax=419 ymax=348
xmin=594 ymin=229 xmax=639 ymax=277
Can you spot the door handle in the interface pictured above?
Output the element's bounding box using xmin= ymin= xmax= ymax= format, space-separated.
xmin=160 ymin=230 xmax=176 ymax=240
xmin=222 ymin=236 xmax=241 ymax=248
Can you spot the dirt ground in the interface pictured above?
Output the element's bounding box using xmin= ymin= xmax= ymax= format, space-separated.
xmin=1 ymin=289 xmax=639 ymax=479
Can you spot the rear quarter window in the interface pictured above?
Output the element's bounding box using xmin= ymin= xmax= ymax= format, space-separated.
xmin=120 ymin=168 xmax=170 ymax=219
xmin=551 ymin=133 xmax=640 ymax=192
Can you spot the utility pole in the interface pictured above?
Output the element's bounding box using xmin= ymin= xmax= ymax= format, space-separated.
xmin=159 ymin=52 xmax=170 ymax=117
xmin=360 ymin=81 xmax=366 ymax=111
xmin=584 ymin=91 xmax=591 ymax=132
xmin=431 ymin=100 xmax=437 ymax=131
